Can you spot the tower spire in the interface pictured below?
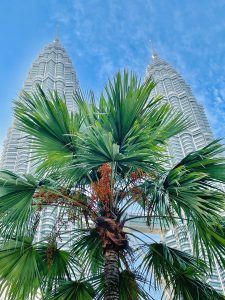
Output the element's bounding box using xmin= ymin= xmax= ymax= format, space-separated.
xmin=54 ymin=23 xmax=60 ymax=43
xmin=150 ymin=40 xmax=158 ymax=60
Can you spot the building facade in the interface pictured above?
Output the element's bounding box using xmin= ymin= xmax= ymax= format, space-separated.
xmin=145 ymin=52 xmax=225 ymax=295
xmin=0 ymin=38 xmax=79 ymax=250
xmin=0 ymin=38 xmax=78 ymax=174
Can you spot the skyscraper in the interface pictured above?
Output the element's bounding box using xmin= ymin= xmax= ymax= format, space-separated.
xmin=0 ymin=38 xmax=79 ymax=252
xmin=0 ymin=38 xmax=79 ymax=174
xmin=145 ymin=52 xmax=225 ymax=295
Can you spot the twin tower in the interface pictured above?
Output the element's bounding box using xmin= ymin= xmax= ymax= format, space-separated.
xmin=1 ymin=39 xmax=224 ymax=294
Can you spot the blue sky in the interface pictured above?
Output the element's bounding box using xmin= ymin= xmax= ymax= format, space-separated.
xmin=1 ymin=0 xmax=225 ymax=148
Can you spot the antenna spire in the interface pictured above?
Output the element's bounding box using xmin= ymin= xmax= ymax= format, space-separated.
xmin=54 ymin=23 xmax=60 ymax=43
xmin=150 ymin=40 xmax=158 ymax=59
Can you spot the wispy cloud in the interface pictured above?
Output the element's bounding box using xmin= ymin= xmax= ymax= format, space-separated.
xmin=49 ymin=0 xmax=225 ymax=139
xmin=1 ymin=0 xmax=225 ymax=145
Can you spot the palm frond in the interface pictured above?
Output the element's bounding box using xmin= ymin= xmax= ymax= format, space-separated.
xmin=14 ymin=86 xmax=82 ymax=175
xmin=119 ymin=270 xmax=152 ymax=300
xmin=174 ymin=139 xmax=225 ymax=183
xmin=0 ymin=236 xmax=83 ymax=299
xmin=163 ymin=140 xmax=225 ymax=264
xmin=71 ymin=72 xmax=188 ymax=178
xmin=190 ymin=219 xmax=225 ymax=268
xmin=71 ymin=228 xmax=104 ymax=275
xmin=170 ymin=269 xmax=225 ymax=300
xmin=46 ymin=279 xmax=95 ymax=300
xmin=102 ymin=72 xmax=189 ymax=146
xmin=140 ymin=242 xmax=224 ymax=300
xmin=74 ymin=88 xmax=99 ymax=127
xmin=0 ymin=170 xmax=38 ymax=238
xmin=101 ymin=72 xmax=156 ymax=146
xmin=0 ymin=237 xmax=43 ymax=300
xmin=37 ymin=242 xmax=80 ymax=290
xmin=142 ymin=141 xmax=225 ymax=253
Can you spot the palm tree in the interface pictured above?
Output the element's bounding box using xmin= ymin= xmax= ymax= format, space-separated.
xmin=1 ymin=72 xmax=225 ymax=299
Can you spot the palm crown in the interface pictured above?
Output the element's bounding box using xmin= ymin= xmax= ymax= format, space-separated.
xmin=1 ymin=71 xmax=225 ymax=299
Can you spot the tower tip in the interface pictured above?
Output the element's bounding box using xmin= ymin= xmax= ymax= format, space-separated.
xmin=53 ymin=23 xmax=61 ymax=43
xmin=150 ymin=40 xmax=158 ymax=60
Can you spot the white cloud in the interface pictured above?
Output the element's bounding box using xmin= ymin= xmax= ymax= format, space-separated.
xmin=48 ymin=0 xmax=225 ymax=139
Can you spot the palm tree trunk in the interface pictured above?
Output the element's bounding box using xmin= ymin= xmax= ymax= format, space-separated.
xmin=104 ymin=249 xmax=119 ymax=300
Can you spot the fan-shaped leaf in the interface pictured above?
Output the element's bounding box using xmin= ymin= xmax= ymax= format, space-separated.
xmin=14 ymin=86 xmax=82 ymax=175
xmin=71 ymin=228 xmax=104 ymax=274
xmin=0 ymin=237 xmax=43 ymax=300
xmin=141 ymin=242 xmax=224 ymax=300
xmin=0 ymin=170 xmax=38 ymax=238
xmin=46 ymin=279 xmax=95 ymax=300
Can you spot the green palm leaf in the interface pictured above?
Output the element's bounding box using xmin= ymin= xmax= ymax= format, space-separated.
xmin=141 ymin=242 xmax=224 ymax=300
xmin=174 ymin=139 xmax=225 ymax=183
xmin=170 ymin=268 xmax=225 ymax=300
xmin=71 ymin=228 xmax=104 ymax=274
xmin=142 ymin=140 xmax=225 ymax=263
xmin=0 ymin=237 xmax=43 ymax=300
xmin=163 ymin=141 xmax=225 ymax=264
xmin=190 ymin=219 xmax=225 ymax=268
xmin=119 ymin=270 xmax=152 ymax=300
xmin=73 ymin=72 xmax=188 ymax=178
xmin=0 ymin=236 xmax=83 ymax=299
xmin=101 ymin=72 xmax=188 ymax=147
xmin=47 ymin=279 xmax=96 ymax=300
xmin=37 ymin=241 xmax=80 ymax=290
xmin=14 ymin=86 xmax=82 ymax=175
xmin=0 ymin=170 xmax=38 ymax=238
